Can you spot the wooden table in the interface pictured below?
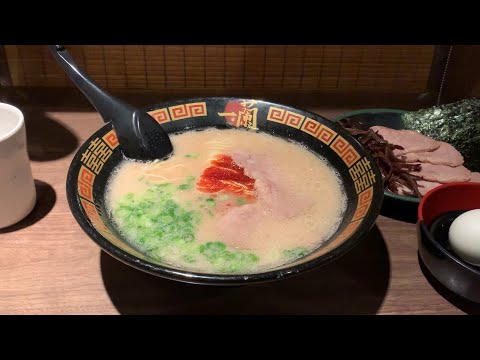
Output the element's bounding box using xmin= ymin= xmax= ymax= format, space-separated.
xmin=1 ymin=95 xmax=478 ymax=314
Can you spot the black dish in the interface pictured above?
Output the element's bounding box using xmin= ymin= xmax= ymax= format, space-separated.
xmin=417 ymin=182 xmax=480 ymax=303
xmin=67 ymin=97 xmax=384 ymax=285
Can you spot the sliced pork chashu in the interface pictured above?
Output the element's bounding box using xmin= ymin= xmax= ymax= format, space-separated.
xmin=403 ymin=141 xmax=464 ymax=167
xmin=470 ymin=172 xmax=480 ymax=183
xmin=417 ymin=180 xmax=443 ymax=196
xmin=412 ymin=163 xmax=471 ymax=183
xmin=370 ymin=126 xmax=441 ymax=155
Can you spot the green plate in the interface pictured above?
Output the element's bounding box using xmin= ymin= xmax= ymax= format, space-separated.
xmin=334 ymin=108 xmax=420 ymax=223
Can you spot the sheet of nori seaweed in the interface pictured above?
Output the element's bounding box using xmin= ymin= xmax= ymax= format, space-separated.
xmin=402 ymin=98 xmax=480 ymax=172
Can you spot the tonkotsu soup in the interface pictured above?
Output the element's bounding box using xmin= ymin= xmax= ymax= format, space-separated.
xmin=105 ymin=129 xmax=346 ymax=274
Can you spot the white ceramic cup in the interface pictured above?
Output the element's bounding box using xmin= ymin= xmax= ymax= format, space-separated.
xmin=0 ymin=103 xmax=36 ymax=228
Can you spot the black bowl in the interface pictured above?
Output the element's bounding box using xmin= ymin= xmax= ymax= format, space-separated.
xmin=334 ymin=108 xmax=419 ymax=223
xmin=418 ymin=182 xmax=480 ymax=302
xmin=67 ymin=97 xmax=384 ymax=285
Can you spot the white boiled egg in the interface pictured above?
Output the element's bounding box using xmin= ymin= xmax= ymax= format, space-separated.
xmin=448 ymin=209 xmax=480 ymax=266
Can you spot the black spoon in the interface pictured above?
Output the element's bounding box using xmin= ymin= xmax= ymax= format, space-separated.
xmin=48 ymin=45 xmax=173 ymax=161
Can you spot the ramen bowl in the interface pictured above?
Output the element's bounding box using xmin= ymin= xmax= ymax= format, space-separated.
xmin=67 ymin=97 xmax=383 ymax=285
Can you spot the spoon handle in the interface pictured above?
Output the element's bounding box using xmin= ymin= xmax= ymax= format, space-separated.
xmin=48 ymin=45 xmax=133 ymax=123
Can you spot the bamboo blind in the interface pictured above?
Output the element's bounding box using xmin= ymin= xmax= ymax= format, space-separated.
xmin=2 ymin=45 xmax=434 ymax=93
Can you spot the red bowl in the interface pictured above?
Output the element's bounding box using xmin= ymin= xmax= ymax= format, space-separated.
xmin=418 ymin=182 xmax=480 ymax=303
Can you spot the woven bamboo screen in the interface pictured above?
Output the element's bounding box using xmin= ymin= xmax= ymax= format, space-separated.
xmin=3 ymin=45 xmax=434 ymax=93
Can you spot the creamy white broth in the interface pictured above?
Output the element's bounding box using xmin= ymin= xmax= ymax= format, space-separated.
xmin=106 ymin=129 xmax=346 ymax=274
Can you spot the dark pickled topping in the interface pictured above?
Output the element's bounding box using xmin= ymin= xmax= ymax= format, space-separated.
xmin=339 ymin=118 xmax=422 ymax=197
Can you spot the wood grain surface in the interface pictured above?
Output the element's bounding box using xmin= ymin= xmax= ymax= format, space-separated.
xmin=1 ymin=96 xmax=478 ymax=315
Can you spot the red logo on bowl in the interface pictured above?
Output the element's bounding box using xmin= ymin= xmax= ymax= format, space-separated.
xmin=218 ymin=100 xmax=259 ymax=130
